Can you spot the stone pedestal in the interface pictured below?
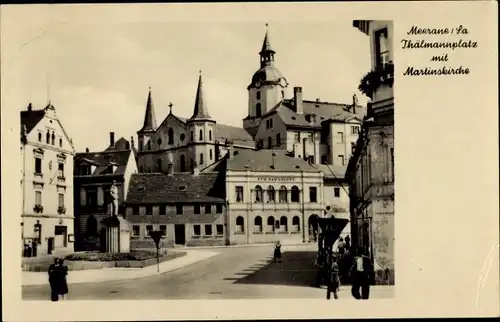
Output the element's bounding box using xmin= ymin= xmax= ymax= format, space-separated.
xmin=101 ymin=215 xmax=131 ymax=253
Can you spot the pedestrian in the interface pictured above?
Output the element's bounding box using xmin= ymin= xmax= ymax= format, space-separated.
xmin=345 ymin=235 xmax=351 ymax=251
xmin=349 ymin=247 xmax=373 ymax=300
xmin=337 ymin=237 xmax=346 ymax=255
xmin=32 ymin=240 xmax=38 ymax=257
xmin=48 ymin=258 xmax=59 ymax=302
xmin=56 ymin=258 xmax=69 ymax=300
xmin=273 ymin=241 xmax=282 ymax=263
xmin=327 ymin=254 xmax=341 ymax=300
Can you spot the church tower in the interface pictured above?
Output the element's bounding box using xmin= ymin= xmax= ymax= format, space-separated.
xmin=243 ymin=24 xmax=289 ymax=138
xmin=186 ymin=71 xmax=216 ymax=171
xmin=137 ymin=87 xmax=157 ymax=153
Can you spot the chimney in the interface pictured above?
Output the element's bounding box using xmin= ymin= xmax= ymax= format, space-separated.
xmin=227 ymin=145 xmax=234 ymax=160
xmin=352 ymin=94 xmax=358 ymax=115
xmin=316 ymin=98 xmax=320 ymax=102
xmin=293 ymin=87 xmax=303 ymax=114
xmin=85 ymin=147 xmax=89 ymax=153
xmin=110 ymin=132 xmax=115 ymax=147
xmin=27 ymin=103 xmax=33 ymax=112
xmin=192 ymin=162 xmax=200 ymax=176
xmin=130 ymin=136 xmax=135 ymax=149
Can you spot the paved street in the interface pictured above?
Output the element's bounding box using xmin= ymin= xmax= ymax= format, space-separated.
xmin=22 ymin=245 xmax=394 ymax=300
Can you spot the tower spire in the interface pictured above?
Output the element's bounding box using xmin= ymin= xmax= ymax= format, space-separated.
xmin=139 ymin=86 xmax=157 ymax=133
xmin=190 ymin=70 xmax=211 ymax=120
xmin=259 ymin=23 xmax=275 ymax=67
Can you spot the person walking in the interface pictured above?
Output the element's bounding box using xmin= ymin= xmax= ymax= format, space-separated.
xmin=350 ymin=247 xmax=374 ymax=300
xmin=326 ymin=254 xmax=341 ymax=300
xmin=48 ymin=258 xmax=59 ymax=302
xmin=56 ymin=258 xmax=69 ymax=300
xmin=273 ymin=241 xmax=282 ymax=263
xmin=345 ymin=235 xmax=351 ymax=251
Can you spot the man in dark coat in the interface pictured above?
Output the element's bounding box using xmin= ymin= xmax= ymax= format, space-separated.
xmin=350 ymin=247 xmax=374 ymax=300
xmin=56 ymin=258 xmax=69 ymax=300
xmin=48 ymin=258 xmax=59 ymax=301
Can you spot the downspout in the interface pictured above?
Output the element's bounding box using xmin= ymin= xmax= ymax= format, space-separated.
xmin=300 ymin=171 xmax=306 ymax=243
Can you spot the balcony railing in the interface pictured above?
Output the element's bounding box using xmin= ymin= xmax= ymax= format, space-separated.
xmin=358 ymin=62 xmax=394 ymax=99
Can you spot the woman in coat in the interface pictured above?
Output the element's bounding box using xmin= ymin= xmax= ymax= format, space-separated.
xmin=56 ymin=258 xmax=69 ymax=300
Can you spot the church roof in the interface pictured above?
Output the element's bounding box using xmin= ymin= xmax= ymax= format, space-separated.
xmin=138 ymin=89 xmax=157 ymax=133
xmin=260 ymin=29 xmax=275 ymax=54
xmin=125 ymin=172 xmax=226 ymax=204
xmin=251 ymin=65 xmax=285 ymax=85
xmin=75 ymin=145 xmax=133 ymax=178
xmin=190 ymin=73 xmax=212 ymax=120
xmin=226 ymin=149 xmax=321 ymax=173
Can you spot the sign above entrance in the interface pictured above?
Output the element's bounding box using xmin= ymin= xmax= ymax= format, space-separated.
xmin=256 ymin=177 xmax=295 ymax=182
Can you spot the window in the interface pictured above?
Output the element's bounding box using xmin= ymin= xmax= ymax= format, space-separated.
xmin=146 ymin=205 xmax=153 ymax=215
xmin=291 ymin=186 xmax=300 ymax=203
xmin=337 ymin=132 xmax=344 ymax=143
xmin=46 ymin=131 xmax=50 ymax=144
xmin=199 ymin=129 xmax=203 ymax=141
xmin=51 ymin=133 xmax=55 ymax=145
xmin=254 ymin=216 xmax=263 ymax=232
xmin=276 ymin=133 xmax=281 ymax=146
xmin=334 ymin=187 xmax=341 ymax=198
xmin=205 ymin=204 xmax=211 ymax=214
xmin=157 ymin=138 xmax=163 ymax=147
xmin=321 ymin=155 xmax=327 ymax=164
xmin=351 ymin=142 xmax=356 ymax=154
xmin=267 ymin=216 xmax=275 ymax=232
xmin=338 ymin=154 xmax=345 ymax=166
xmin=146 ymin=225 xmax=153 ymax=236
xmin=216 ymin=204 xmax=223 ymax=213
xmin=375 ymin=28 xmax=390 ymax=69
xmin=176 ymin=204 xmax=183 ymax=215
xmin=194 ymin=204 xmax=200 ymax=214
xmin=35 ymin=191 xmax=42 ymax=206
xmin=38 ymin=133 xmax=42 ymax=142
xmin=59 ymin=138 xmax=62 ymax=147
xmin=159 ymin=205 xmax=166 ymax=215
xmin=267 ymin=186 xmax=275 ymax=202
xmin=270 ymin=119 xmax=273 ymax=128
xmin=254 ymin=186 xmax=263 ymax=202
xmin=147 ymin=141 xmax=151 ymax=150
xmin=200 ymin=153 xmax=204 ymax=165
xmin=268 ymin=137 xmax=272 ymax=148
xmin=191 ymin=159 xmax=194 ymax=171
xmin=280 ymin=216 xmax=288 ymax=232
xmin=295 ymin=132 xmax=300 ymax=143
xmin=180 ymin=155 xmax=186 ymax=172
xmin=180 ymin=133 xmax=185 ymax=141
xmin=132 ymin=225 xmax=140 ymax=237
xmin=87 ymin=216 xmax=98 ymax=236
xmin=205 ymin=225 xmax=212 ymax=236
xmin=58 ymin=193 xmax=64 ymax=208
xmin=351 ymin=126 xmax=360 ymax=134
xmin=209 ymin=130 xmax=212 ymax=141
xmin=193 ymin=225 xmax=201 ymax=236
xmin=308 ymin=156 xmax=315 ymax=164
xmin=209 ymin=149 xmax=213 ymax=160
xmin=35 ymin=157 xmax=42 ymax=174
xmin=256 ymin=103 xmax=262 ymax=117
xmin=159 ymin=225 xmax=167 ymax=237
xmin=235 ymin=186 xmax=244 ymax=202
xmin=168 ymin=128 xmax=174 ymax=144
xmin=292 ymin=216 xmax=300 ymax=232
xmin=281 ymin=90 xmax=284 ymax=98
xmin=133 ymin=206 xmax=139 ymax=215
xmin=236 ymin=216 xmax=244 ymax=233
xmin=257 ymin=140 xmax=264 ymax=149
xmin=190 ymin=131 xmax=194 ymax=141
xmin=216 ymin=224 xmax=224 ymax=235
xmin=279 ymin=186 xmax=287 ymax=203
xmin=256 ymin=91 xmax=261 ymax=100
xmin=309 ymin=187 xmax=317 ymax=203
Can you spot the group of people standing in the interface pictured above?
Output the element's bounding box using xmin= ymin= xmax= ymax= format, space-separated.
xmin=48 ymin=258 xmax=69 ymax=301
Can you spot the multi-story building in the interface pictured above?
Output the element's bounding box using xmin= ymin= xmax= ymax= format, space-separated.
xmin=204 ymin=149 xmax=325 ymax=245
xmin=124 ymin=164 xmax=228 ymax=248
xmin=73 ymin=133 xmax=138 ymax=251
xmin=346 ymin=20 xmax=394 ymax=285
xmin=21 ymin=102 xmax=76 ymax=256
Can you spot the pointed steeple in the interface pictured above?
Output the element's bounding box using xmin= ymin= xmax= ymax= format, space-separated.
xmin=259 ymin=23 xmax=276 ymax=67
xmin=139 ymin=87 xmax=157 ymax=133
xmin=190 ymin=70 xmax=212 ymax=120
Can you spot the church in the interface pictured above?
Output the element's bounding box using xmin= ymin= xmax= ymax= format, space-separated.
xmin=135 ymin=26 xmax=366 ymax=174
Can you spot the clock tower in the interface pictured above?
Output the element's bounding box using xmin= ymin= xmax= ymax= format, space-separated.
xmin=243 ymin=24 xmax=289 ymax=138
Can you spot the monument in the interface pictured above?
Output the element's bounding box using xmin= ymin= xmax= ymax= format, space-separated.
xmin=100 ymin=181 xmax=131 ymax=253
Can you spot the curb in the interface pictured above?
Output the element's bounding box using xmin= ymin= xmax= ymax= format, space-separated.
xmin=177 ymin=242 xmax=315 ymax=250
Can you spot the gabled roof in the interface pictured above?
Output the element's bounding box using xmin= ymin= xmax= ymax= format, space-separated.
xmin=75 ymin=149 xmax=133 ymax=177
xmin=125 ymin=172 xmax=226 ymax=204
xmin=20 ymin=106 xmax=44 ymax=134
xmin=226 ymin=149 xmax=321 ymax=173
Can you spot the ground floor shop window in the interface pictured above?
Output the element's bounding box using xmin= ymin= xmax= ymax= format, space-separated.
xmin=216 ymin=224 xmax=224 ymax=235
xmin=205 ymin=224 xmax=212 ymax=236
xmin=267 ymin=216 xmax=275 ymax=232
xmin=292 ymin=216 xmax=300 ymax=232
xmin=159 ymin=225 xmax=167 ymax=237
xmin=193 ymin=225 xmax=201 ymax=236
xmin=254 ymin=216 xmax=263 ymax=232
xmin=236 ymin=216 xmax=244 ymax=233
xmin=146 ymin=225 xmax=153 ymax=237
xmin=280 ymin=216 xmax=288 ymax=232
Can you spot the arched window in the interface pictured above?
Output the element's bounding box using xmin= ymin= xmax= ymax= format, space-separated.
xmin=200 ymin=153 xmax=204 ymax=165
xmin=292 ymin=216 xmax=300 ymax=232
xmin=180 ymin=155 xmax=186 ymax=172
xmin=209 ymin=130 xmax=212 ymax=141
xmin=281 ymin=90 xmax=285 ymax=98
xmin=180 ymin=133 xmax=185 ymax=142
xmin=267 ymin=186 xmax=275 ymax=202
xmin=46 ymin=131 xmax=50 ymax=144
xmin=86 ymin=216 xmax=98 ymax=236
xmin=254 ymin=216 xmax=262 ymax=232
xmin=236 ymin=216 xmax=244 ymax=233
xmin=51 ymin=132 xmax=55 ymax=145
xmin=38 ymin=133 xmax=42 ymax=142
xmin=168 ymin=128 xmax=174 ymax=145
xmin=256 ymin=103 xmax=262 ymax=117
xmin=291 ymin=186 xmax=300 ymax=203
xmin=256 ymin=91 xmax=261 ymax=100
xmin=209 ymin=149 xmax=213 ymax=160
xmin=280 ymin=216 xmax=288 ymax=232
xmin=190 ymin=131 xmax=194 ymax=141
xmin=147 ymin=140 xmax=151 ymax=151
xmin=267 ymin=216 xmax=275 ymax=232
xmin=199 ymin=129 xmax=203 ymax=141
xmin=157 ymin=138 xmax=162 ymax=147
xmin=279 ymin=186 xmax=287 ymax=203
xmin=254 ymin=186 xmax=263 ymax=203
xmin=59 ymin=138 xmax=63 ymax=147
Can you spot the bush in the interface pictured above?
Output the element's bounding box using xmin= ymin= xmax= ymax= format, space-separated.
xmin=65 ymin=249 xmax=167 ymax=262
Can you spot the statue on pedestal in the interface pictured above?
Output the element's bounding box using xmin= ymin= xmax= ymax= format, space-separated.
xmin=109 ymin=181 xmax=119 ymax=217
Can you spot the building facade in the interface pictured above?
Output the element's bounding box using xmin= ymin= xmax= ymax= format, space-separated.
xmin=347 ymin=20 xmax=395 ymax=285
xmin=73 ymin=133 xmax=138 ymax=251
xmin=21 ymin=102 xmax=76 ymax=256
xmin=124 ymin=167 xmax=228 ymax=248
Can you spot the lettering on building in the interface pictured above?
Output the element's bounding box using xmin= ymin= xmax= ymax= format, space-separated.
xmin=256 ymin=176 xmax=295 ymax=182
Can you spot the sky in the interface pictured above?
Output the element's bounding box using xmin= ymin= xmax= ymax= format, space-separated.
xmin=2 ymin=5 xmax=371 ymax=152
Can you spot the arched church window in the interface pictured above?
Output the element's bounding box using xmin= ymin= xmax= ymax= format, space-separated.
xmin=157 ymin=138 xmax=162 ymax=147
xmin=209 ymin=130 xmax=212 ymax=141
xmin=281 ymin=90 xmax=285 ymax=98
xmin=199 ymin=130 xmax=203 ymax=141
xmin=46 ymin=131 xmax=50 ymax=144
xmin=209 ymin=149 xmax=213 ymax=160
xmin=38 ymin=133 xmax=42 ymax=142
xmin=256 ymin=103 xmax=262 ymax=117
xmin=256 ymin=91 xmax=261 ymax=100
xmin=180 ymin=133 xmax=185 ymax=142
xmin=168 ymin=128 xmax=174 ymax=145
xmin=191 ymin=131 xmax=194 ymax=141
xmin=51 ymin=132 xmax=55 ymax=145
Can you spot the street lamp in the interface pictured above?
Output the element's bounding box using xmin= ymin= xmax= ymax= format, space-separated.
xmin=149 ymin=230 xmax=164 ymax=273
